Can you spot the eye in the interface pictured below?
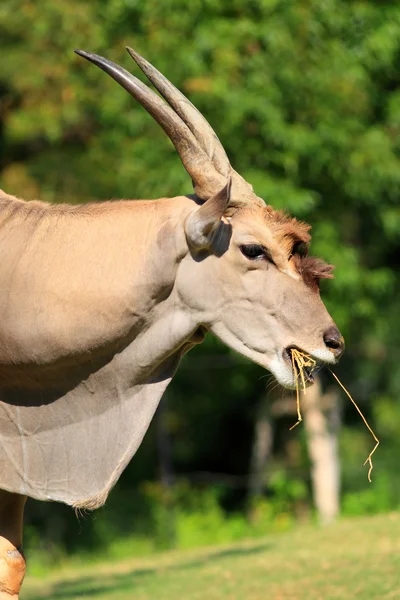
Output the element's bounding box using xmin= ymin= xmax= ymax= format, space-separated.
xmin=290 ymin=242 xmax=308 ymax=259
xmin=240 ymin=244 xmax=265 ymax=260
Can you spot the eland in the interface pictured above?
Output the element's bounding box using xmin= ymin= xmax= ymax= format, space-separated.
xmin=0 ymin=47 xmax=344 ymax=598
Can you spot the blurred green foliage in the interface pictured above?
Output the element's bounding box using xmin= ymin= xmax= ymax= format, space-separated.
xmin=25 ymin=480 xmax=300 ymax=575
xmin=1 ymin=0 xmax=399 ymax=560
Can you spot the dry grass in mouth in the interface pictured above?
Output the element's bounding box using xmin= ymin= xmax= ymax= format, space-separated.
xmin=289 ymin=348 xmax=316 ymax=431
xmin=289 ymin=349 xmax=379 ymax=482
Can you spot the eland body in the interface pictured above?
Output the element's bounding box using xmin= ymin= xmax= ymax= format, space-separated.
xmin=0 ymin=48 xmax=344 ymax=598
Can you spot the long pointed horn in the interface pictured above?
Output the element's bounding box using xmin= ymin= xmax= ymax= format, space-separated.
xmin=126 ymin=47 xmax=230 ymax=177
xmin=75 ymin=50 xmax=226 ymax=200
xmin=125 ymin=47 xmax=264 ymax=207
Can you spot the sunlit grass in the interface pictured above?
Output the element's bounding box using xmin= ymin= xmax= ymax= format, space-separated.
xmin=24 ymin=513 xmax=400 ymax=599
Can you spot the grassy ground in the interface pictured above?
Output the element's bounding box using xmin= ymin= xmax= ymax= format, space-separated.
xmin=23 ymin=513 xmax=400 ymax=600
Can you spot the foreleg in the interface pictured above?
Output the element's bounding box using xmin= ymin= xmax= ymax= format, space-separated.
xmin=0 ymin=492 xmax=26 ymax=600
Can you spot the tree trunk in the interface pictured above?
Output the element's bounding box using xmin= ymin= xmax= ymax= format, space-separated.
xmin=302 ymin=378 xmax=341 ymax=524
xmin=247 ymin=396 xmax=274 ymax=514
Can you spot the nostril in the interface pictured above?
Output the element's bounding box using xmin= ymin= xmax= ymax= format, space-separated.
xmin=323 ymin=326 xmax=345 ymax=355
xmin=325 ymin=337 xmax=341 ymax=350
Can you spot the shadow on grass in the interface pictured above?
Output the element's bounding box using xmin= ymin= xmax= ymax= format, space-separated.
xmin=26 ymin=543 xmax=271 ymax=599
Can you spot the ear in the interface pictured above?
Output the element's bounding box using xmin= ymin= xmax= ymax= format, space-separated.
xmin=185 ymin=178 xmax=232 ymax=250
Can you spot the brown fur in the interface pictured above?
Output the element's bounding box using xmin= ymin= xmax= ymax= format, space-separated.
xmin=293 ymin=255 xmax=334 ymax=291
xmin=263 ymin=208 xmax=311 ymax=250
xmin=263 ymin=206 xmax=333 ymax=290
xmin=229 ymin=204 xmax=311 ymax=252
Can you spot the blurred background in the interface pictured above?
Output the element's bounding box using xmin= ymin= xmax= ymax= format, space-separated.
xmin=1 ymin=0 xmax=399 ymax=577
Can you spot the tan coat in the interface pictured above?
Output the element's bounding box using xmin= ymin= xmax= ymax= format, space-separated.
xmin=0 ymin=49 xmax=344 ymax=510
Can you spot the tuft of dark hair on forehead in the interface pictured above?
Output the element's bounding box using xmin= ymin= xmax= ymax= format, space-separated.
xmin=263 ymin=207 xmax=311 ymax=252
xmin=263 ymin=208 xmax=334 ymax=290
xmin=293 ymin=255 xmax=334 ymax=291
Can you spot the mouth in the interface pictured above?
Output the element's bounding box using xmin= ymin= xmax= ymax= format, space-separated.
xmin=282 ymin=346 xmax=323 ymax=385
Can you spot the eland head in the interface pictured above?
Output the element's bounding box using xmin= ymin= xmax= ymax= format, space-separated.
xmin=76 ymin=48 xmax=344 ymax=388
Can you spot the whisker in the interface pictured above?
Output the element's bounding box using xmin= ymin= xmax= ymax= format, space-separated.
xmin=266 ymin=381 xmax=281 ymax=397
xmin=265 ymin=376 xmax=277 ymax=389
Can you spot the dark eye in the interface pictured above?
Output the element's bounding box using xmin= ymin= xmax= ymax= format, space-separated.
xmin=240 ymin=244 xmax=265 ymax=260
xmin=290 ymin=242 xmax=308 ymax=258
